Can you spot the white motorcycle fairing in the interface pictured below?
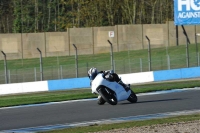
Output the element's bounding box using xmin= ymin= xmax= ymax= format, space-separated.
xmin=91 ymin=73 xmax=131 ymax=102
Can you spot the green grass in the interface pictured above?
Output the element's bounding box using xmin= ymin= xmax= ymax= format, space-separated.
xmin=0 ymin=79 xmax=200 ymax=107
xmin=39 ymin=113 xmax=200 ymax=133
xmin=0 ymin=44 xmax=199 ymax=71
xmin=0 ymin=89 xmax=94 ymax=107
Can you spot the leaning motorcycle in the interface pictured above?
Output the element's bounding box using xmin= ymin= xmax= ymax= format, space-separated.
xmin=91 ymin=73 xmax=137 ymax=105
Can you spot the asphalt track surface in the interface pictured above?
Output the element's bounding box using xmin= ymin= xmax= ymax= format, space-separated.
xmin=1 ymin=88 xmax=200 ymax=132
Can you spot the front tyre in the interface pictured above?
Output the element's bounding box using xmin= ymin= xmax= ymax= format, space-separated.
xmin=97 ymin=96 xmax=106 ymax=105
xmin=127 ymin=90 xmax=137 ymax=103
xmin=99 ymin=87 xmax=117 ymax=105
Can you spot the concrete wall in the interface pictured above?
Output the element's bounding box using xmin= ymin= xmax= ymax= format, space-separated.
xmin=0 ymin=33 xmax=22 ymax=59
xmin=0 ymin=21 xmax=199 ymax=60
xmin=69 ymin=28 xmax=93 ymax=55
xmin=22 ymin=33 xmax=45 ymax=58
xmin=143 ymin=24 xmax=169 ymax=48
xmin=118 ymin=24 xmax=143 ymax=51
xmin=46 ymin=32 xmax=69 ymax=57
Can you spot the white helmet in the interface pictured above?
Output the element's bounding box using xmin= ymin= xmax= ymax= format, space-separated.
xmin=88 ymin=67 xmax=98 ymax=80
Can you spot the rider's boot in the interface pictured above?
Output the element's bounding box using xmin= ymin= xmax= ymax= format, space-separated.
xmin=118 ymin=80 xmax=130 ymax=92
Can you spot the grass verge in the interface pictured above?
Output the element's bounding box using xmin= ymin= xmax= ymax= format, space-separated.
xmin=0 ymin=79 xmax=200 ymax=108
xmin=39 ymin=113 xmax=200 ymax=133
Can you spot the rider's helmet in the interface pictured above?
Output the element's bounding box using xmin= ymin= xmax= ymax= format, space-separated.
xmin=88 ymin=67 xmax=98 ymax=80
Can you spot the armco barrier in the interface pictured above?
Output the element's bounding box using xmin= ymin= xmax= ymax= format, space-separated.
xmin=181 ymin=67 xmax=200 ymax=79
xmin=153 ymin=69 xmax=182 ymax=81
xmin=47 ymin=72 xmax=154 ymax=91
xmin=47 ymin=77 xmax=90 ymax=91
xmin=0 ymin=81 xmax=48 ymax=95
xmin=153 ymin=66 xmax=200 ymax=81
xmin=1 ymin=66 xmax=200 ymax=95
xmin=119 ymin=72 xmax=154 ymax=84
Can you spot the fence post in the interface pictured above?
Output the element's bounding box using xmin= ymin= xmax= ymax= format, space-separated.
xmin=167 ymin=55 xmax=170 ymax=70
xmin=145 ymin=36 xmax=152 ymax=71
xmin=140 ymin=58 xmax=143 ymax=72
xmin=107 ymin=40 xmax=114 ymax=72
xmin=60 ymin=65 xmax=63 ymax=79
xmin=57 ymin=65 xmax=60 ymax=79
xmin=37 ymin=48 xmax=43 ymax=81
xmin=34 ymin=67 xmax=37 ymax=81
xmin=198 ymin=52 xmax=200 ymax=66
xmin=72 ymin=44 xmax=78 ymax=78
xmin=182 ymin=25 xmax=190 ymax=68
xmin=86 ymin=62 xmax=89 ymax=72
xmin=196 ymin=32 xmax=200 ymax=66
xmin=1 ymin=51 xmax=8 ymax=84
xmin=176 ymin=25 xmax=179 ymax=46
xmin=129 ymin=58 xmax=131 ymax=73
xmin=113 ymin=60 xmax=116 ymax=73
xmin=186 ymin=40 xmax=189 ymax=68
xmin=8 ymin=70 xmax=10 ymax=83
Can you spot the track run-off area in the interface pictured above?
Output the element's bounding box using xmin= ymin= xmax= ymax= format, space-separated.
xmin=1 ymin=88 xmax=200 ymax=132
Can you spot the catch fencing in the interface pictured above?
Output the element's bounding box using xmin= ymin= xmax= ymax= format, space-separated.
xmin=1 ymin=21 xmax=200 ymax=84
xmin=0 ymin=42 xmax=199 ymax=84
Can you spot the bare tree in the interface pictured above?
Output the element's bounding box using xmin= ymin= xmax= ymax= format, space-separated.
xmin=35 ymin=0 xmax=38 ymax=32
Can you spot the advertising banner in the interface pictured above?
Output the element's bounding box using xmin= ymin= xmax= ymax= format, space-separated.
xmin=174 ymin=0 xmax=200 ymax=25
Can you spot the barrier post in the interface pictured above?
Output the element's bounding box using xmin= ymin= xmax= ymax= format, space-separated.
xmin=37 ymin=48 xmax=43 ymax=80
xmin=167 ymin=55 xmax=171 ymax=70
xmin=34 ymin=67 xmax=37 ymax=81
xmin=1 ymin=51 xmax=8 ymax=83
xmin=196 ymin=32 xmax=200 ymax=66
xmin=60 ymin=65 xmax=63 ymax=79
xmin=107 ymin=40 xmax=114 ymax=72
xmin=145 ymin=36 xmax=152 ymax=71
xmin=182 ymin=25 xmax=190 ymax=68
xmin=140 ymin=58 xmax=143 ymax=72
xmin=72 ymin=44 xmax=78 ymax=78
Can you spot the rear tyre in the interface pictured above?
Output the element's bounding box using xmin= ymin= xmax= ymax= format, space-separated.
xmin=127 ymin=90 xmax=137 ymax=103
xmin=99 ymin=87 xmax=117 ymax=105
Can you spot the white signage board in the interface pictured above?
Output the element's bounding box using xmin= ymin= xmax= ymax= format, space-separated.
xmin=109 ymin=31 xmax=114 ymax=37
xmin=174 ymin=0 xmax=200 ymax=25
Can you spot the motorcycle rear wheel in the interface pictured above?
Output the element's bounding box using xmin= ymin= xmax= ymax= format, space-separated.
xmin=99 ymin=87 xmax=117 ymax=105
xmin=127 ymin=90 xmax=138 ymax=103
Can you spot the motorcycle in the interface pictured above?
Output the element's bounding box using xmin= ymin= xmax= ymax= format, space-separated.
xmin=91 ymin=72 xmax=137 ymax=105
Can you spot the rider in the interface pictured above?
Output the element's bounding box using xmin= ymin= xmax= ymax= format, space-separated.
xmin=88 ymin=67 xmax=130 ymax=105
xmin=88 ymin=67 xmax=130 ymax=91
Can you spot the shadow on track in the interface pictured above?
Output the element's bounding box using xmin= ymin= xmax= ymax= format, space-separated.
xmin=120 ymin=98 xmax=185 ymax=105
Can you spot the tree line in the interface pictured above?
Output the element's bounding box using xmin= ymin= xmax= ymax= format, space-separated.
xmin=0 ymin=0 xmax=174 ymax=33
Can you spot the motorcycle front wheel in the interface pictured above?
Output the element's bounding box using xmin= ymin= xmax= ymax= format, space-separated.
xmin=98 ymin=87 xmax=117 ymax=105
xmin=127 ymin=90 xmax=138 ymax=103
xmin=97 ymin=96 xmax=106 ymax=105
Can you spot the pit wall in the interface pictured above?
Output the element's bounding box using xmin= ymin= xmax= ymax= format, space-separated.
xmin=1 ymin=66 xmax=200 ymax=95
